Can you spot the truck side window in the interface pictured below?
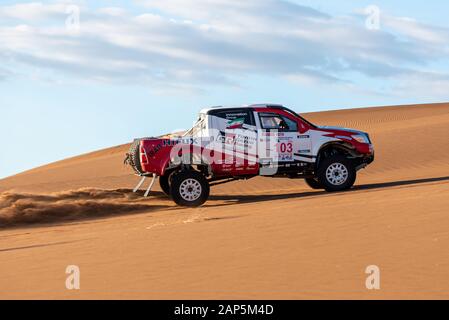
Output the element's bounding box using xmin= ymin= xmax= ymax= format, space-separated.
xmin=210 ymin=109 xmax=256 ymax=130
xmin=259 ymin=113 xmax=298 ymax=132
xmin=282 ymin=116 xmax=298 ymax=131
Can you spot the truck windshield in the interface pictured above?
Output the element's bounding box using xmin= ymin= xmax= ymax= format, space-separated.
xmin=283 ymin=106 xmax=317 ymax=129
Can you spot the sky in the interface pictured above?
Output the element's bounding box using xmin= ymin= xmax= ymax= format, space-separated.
xmin=1 ymin=0 xmax=449 ymax=178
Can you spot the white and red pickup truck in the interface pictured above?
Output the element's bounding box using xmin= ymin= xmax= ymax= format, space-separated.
xmin=126 ymin=104 xmax=374 ymax=206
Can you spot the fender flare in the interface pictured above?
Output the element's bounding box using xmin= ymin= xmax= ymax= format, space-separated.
xmin=160 ymin=152 xmax=212 ymax=177
xmin=315 ymin=141 xmax=360 ymax=168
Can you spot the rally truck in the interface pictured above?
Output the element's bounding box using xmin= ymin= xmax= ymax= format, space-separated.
xmin=125 ymin=104 xmax=374 ymax=206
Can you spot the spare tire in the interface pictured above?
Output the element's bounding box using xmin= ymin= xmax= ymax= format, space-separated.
xmin=126 ymin=139 xmax=145 ymax=175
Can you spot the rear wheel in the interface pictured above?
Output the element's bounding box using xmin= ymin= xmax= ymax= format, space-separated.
xmin=317 ymin=155 xmax=356 ymax=192
xmin=304 ymin=177 xmax=323 ymax=190
xmin=159 ymin=174 xmax=171 ymax=196
xmin=170 ymin=171 xmax=210 ymax=207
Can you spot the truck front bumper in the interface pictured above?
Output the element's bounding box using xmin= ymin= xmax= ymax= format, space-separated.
xmin=356 ymin=152 xmax=374 ymax=171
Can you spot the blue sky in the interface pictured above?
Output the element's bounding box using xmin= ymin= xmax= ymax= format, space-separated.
xmin=1 ymin=0 xmax=449 ymax=178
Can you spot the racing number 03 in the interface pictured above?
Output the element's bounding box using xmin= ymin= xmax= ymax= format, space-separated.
xmin=277 ymin=142 xmax=293 ymax=153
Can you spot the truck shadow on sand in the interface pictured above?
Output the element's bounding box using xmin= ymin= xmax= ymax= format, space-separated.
xmin=208 ymin=175 xmax=449 ymax=206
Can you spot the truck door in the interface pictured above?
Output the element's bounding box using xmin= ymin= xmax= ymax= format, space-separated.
xmin=256 ymin=110 xmax=311 ymax=175
xmin=207 ymin=109 xmax=259 ymax=175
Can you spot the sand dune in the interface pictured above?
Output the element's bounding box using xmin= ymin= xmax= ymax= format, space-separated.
xmin=1 ymin=102 xmax=449 ymax=299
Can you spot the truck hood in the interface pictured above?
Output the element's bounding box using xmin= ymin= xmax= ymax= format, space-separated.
xmin=318 ymin=126 xmax=366 ymax=135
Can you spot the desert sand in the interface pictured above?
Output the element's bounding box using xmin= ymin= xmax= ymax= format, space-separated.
xmin=1 ymin=102 xmax=449 ymax=299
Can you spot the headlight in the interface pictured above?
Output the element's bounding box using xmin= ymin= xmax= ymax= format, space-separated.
xmin=352 ymin=134 xmax=370 ymax=144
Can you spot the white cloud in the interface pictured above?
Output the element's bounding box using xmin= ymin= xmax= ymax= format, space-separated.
xmin=384 ymin=16 xmax=449 ymax=45
xmin=97 ymin=7 xmax=128 ymax=17
xmin=0 ymin=67 xmax=13 ymax=81
xmin=0 ymin=0 xmax=449 ymax=96
xmin=393 ymin=71 xmax=449 ymax=98
xmin=0 ymin=2 xmax=69 ymax=21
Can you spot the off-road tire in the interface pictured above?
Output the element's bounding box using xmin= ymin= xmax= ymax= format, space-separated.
xmin=170 ymin=170 xmax=210 ymax=207
xmin=317 ymin=155 xmax=356 ymax=192
xmin=159 ymin=171 xmax=174 ymax=196
xmin=127 ymin=139 xmax=144 ymax=175
xmin=305 ymin=177 xmax=324 ymax=190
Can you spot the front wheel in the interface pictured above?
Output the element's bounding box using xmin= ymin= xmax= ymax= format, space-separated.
xmin=317 ymin=155 xmax=356 ymax=192
xmin=170 ymin=171 xmax=210 ymax=207
xmin=304 ymin=178 xmax=324 ymax=190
